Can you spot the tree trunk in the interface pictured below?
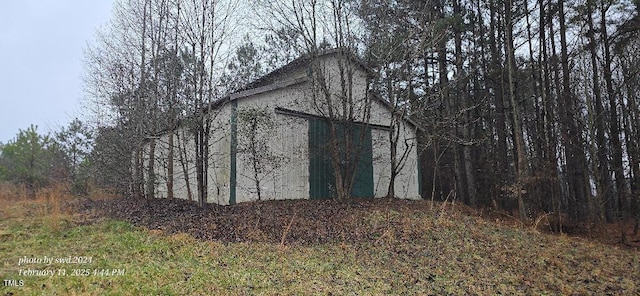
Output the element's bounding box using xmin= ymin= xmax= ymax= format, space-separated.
xmin=585 ymin=0 xmax=608 ymax=223
xmin=488 ymin=0 xmax=509 ymax=208
xmin=453 ymin=0 xmax=477 ymax=207
xmin=620 ymin=58 xmax=640 ymax=233
xmin=600 ymin=1 xmax=625 ymax=219
xmin=539 ymin=0 xmax=561 ymax=226
xmin=167 ymin=128 xmax=174 ymax=199
xmin=177 ymin=131 xmax=193 ymax=201
xmin=133 ymin=146 xmax=144 ymax=198
xmin=195 ymin=126 xmax=206 ymax=207
xmin=146 ymin=138 xmax=156 ymax=199
xmin=132 ymin=0 xmax=149 ymax=199
xmin=387 ymin=116 xmax=398 ymax=198
xmin=558 ymin=0 xmax=589 ymax=221
xmin=329 ymin=121 xmax=349 ymax=199
xmin=505 ymin=0 xmax=528 ymax=222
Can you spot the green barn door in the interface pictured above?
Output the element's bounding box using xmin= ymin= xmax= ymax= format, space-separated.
xmin=350 ymin=124 xmax=373 ymax=198
xmin=308 ymin=119 xmax=334 ymax=199
xmin=308 ymin=118 xmax=374 ymax=199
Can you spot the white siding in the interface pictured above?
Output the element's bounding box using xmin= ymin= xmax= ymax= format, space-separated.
xmin=395 ymin=119 xmax=421 ymax=199
xmin=372 ymin=128 xmax=391 ymax=198
xmin=174 ymin=128 xmax=197 ymax=201
xmin=206 ymin=104 xmax=233 ymax=205
xmin=233 ymin=88 xmax=310 ymax=202
xmin=155 ymin=128 xmax=198 ymax=202
xmin=297 ymin=56 xmax=371 ymax=122
xmin=139 ymin=104 xmax=233 ymax=204
xmin=142 ymin=52 xmax=421 ymax=204
xmin=272 ymin=114 xmax=309 ymax=200
xmin=369 ymin=101 xmax=421 ymax=200
xmin=153 ymin=135 xmax=169 ymax=199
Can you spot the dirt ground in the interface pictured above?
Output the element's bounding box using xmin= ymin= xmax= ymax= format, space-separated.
xmin=74 ymin=196 xmax=640 ymax=249
xmin=76 ymin=197 xmax=431 ymax=245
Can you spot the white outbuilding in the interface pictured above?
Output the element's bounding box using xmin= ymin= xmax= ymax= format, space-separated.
xmin=142 ymin=49 xmax=421 ymax=205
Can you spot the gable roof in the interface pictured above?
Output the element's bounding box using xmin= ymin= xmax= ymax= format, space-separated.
xmin=147 ymin=48 xmax=418 ymax=139
xmin=241 ymin=48 xmax=373 ymax=91
xmin=230 ymin=48 xmax=418 ymax=130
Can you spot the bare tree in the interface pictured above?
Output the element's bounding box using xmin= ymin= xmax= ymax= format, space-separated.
xmin=255 ymin=0 xmax=373 ymax=199
xmin=84 ymin=0 xmax=240 ymax=205
xmin=236 ymin=106 xmax=285 ymax=200
xmin=83 ymin=0 xmax=155 ymax=198
xmin=179 ymin=0 xmax=240 ymax=206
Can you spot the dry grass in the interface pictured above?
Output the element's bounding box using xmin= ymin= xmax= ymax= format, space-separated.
xmin=0 ymin=183 xmax=72 ymax=233
xmin=0 ymin=181 xmax=28 ymax=202
xmin=1 ymin=185 xmax=638 ymax=295
xmin=0 ymin=182 xmax=121 ymax=232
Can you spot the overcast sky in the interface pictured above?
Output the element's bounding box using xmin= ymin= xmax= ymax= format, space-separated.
xmin=0 ymin=0 xmax=114 ymax=144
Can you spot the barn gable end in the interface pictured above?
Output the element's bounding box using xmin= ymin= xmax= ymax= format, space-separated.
xmin=142 ymin=50 xmax=420 ymax=204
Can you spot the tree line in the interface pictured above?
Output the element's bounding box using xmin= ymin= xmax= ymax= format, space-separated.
xmin=357 ymin=0 xmax=640 ymax=228
xmin=0 ymin=121 xmax=92 ymax=197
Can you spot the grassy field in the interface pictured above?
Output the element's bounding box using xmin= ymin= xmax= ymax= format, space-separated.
xmin=1 ymin=185 xmax=639 ymax=295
